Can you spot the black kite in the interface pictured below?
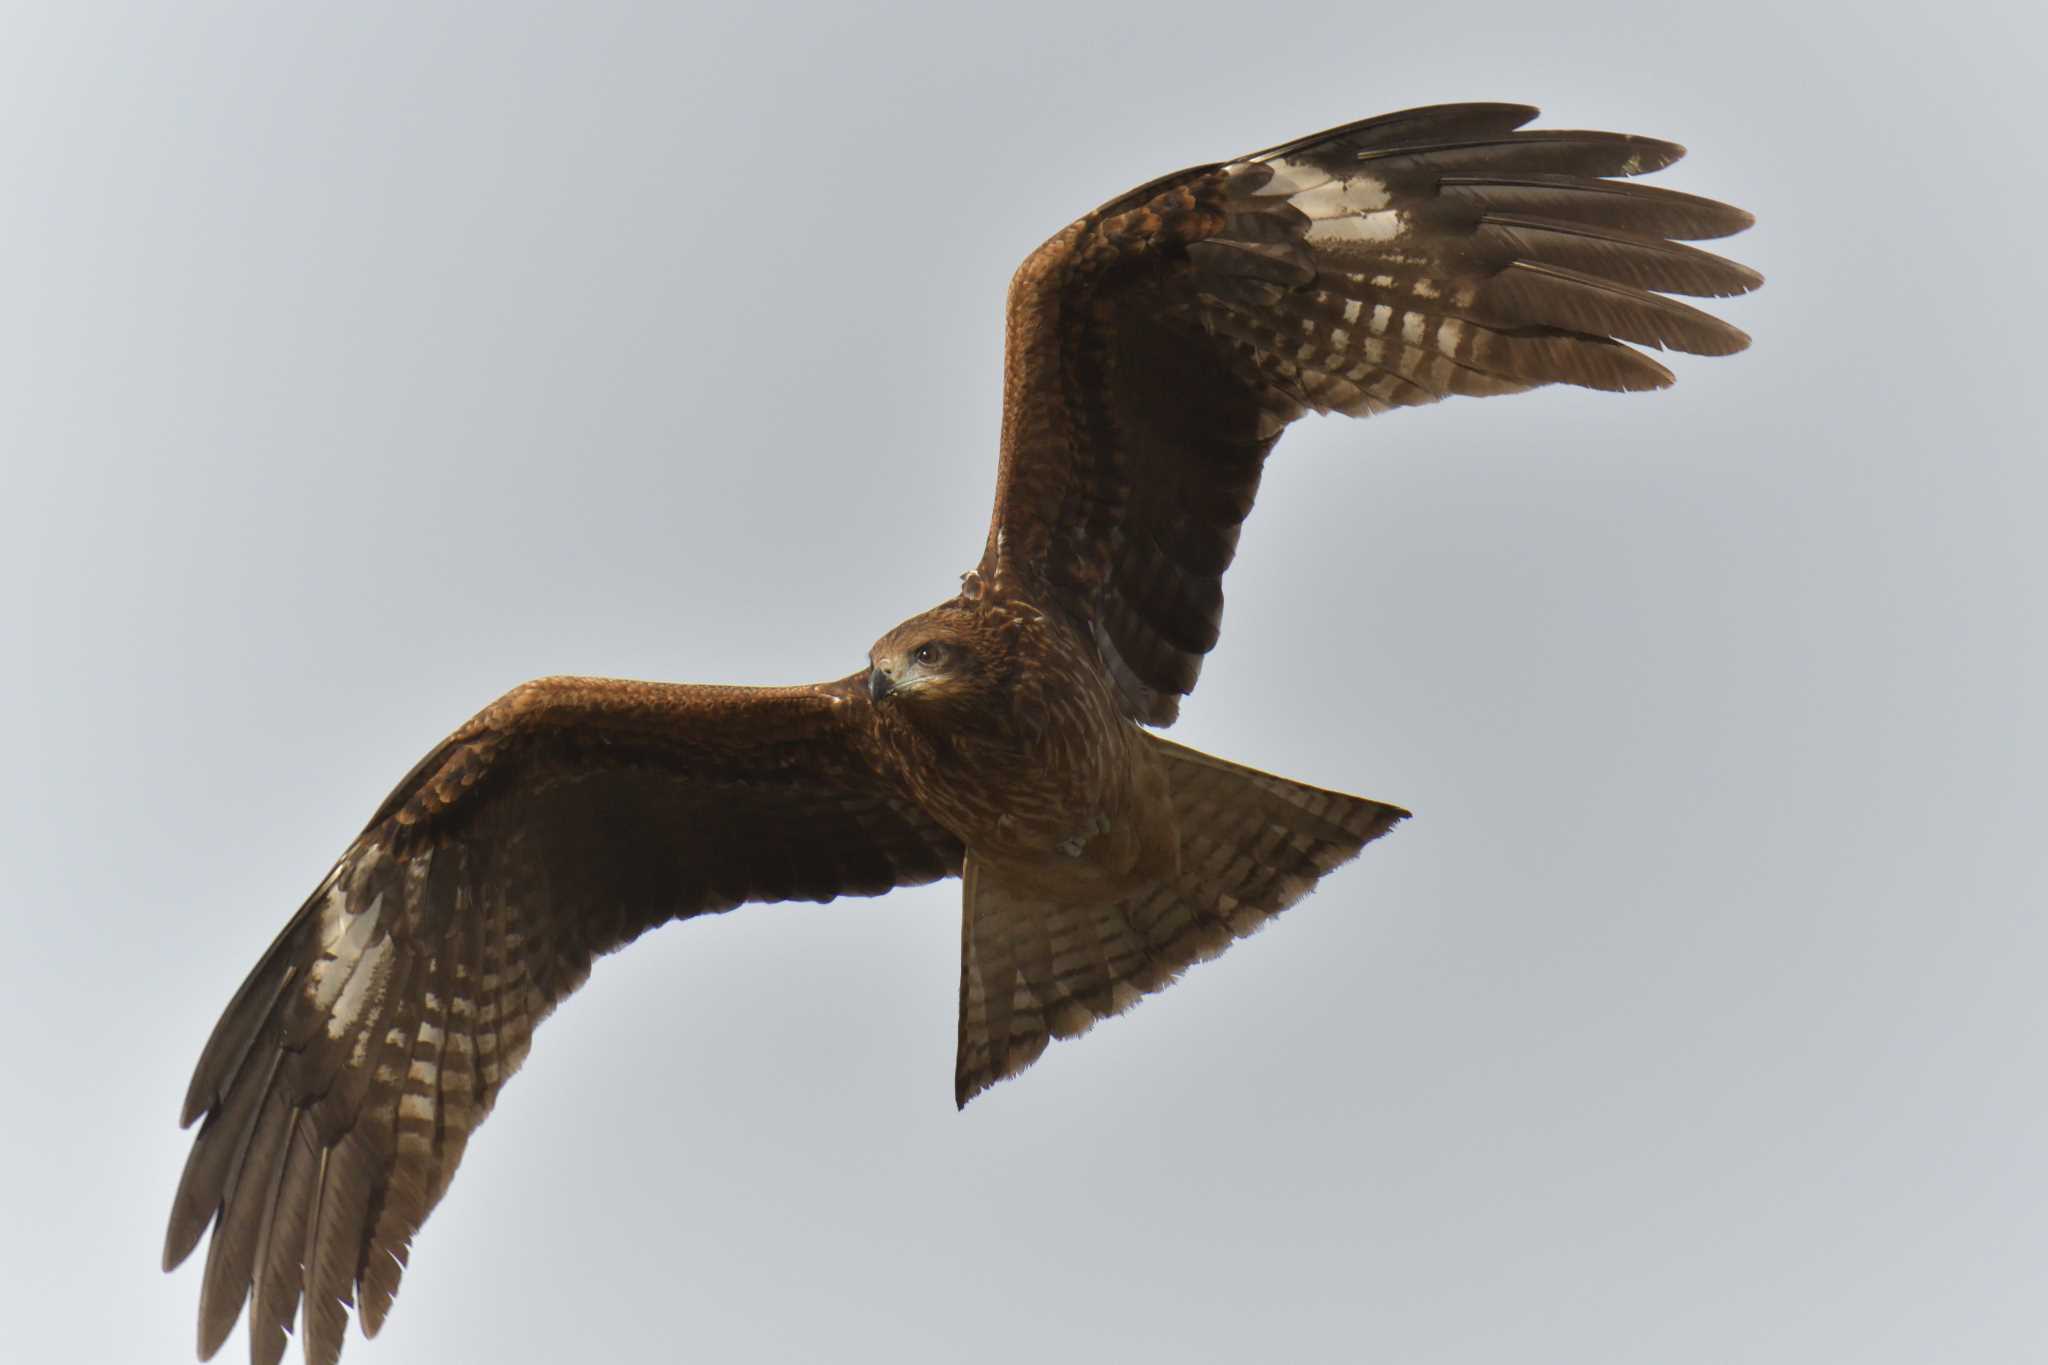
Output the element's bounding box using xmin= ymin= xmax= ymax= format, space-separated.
xmin=166 ymin=103 xmax=1757 ymax=1364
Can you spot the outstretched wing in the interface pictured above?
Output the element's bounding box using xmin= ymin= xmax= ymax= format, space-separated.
xmin=165 ymin=675 xmax=959 ymax=1365
xmin=979 ymin=102 xmax=1759 ymax=725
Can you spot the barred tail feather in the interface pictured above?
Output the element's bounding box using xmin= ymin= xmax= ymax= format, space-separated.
xmin=955 ymin=737 xmax=1408 ymax=1105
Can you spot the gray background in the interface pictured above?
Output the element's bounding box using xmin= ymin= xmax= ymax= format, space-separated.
xmin=5 ymin=2 xmax=2043 ymax=1362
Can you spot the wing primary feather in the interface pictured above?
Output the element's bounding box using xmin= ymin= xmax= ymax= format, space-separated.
xmin=1439 ymin=172 xmax=1755 ymax=240
xmin=165 ymin=1036 xmax=277 ymax=1273
xmin=192 ymin=1051 xmax=287 ymax=1357
xmin=249 ymin=1108 xmax=316 ymax=1365
xmin=1474 ymin=213 xmax=1763 ymax=297
xmin=181 ymin=937 xmax=308 ymax=1128
xmin=1248 ymin=102 xmax=1542 ymax=165
xmin=302 ymin=1133 xmax=375 ymax=1365
xmin=1476 ymin=259 xmax=1751 ymax=354
xmin=1348 ymin=130 xmax=1688 ymax=178
xmin=295 ymin=1143 xmax=332 ymax=1365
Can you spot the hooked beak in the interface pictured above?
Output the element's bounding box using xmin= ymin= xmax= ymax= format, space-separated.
xmin=867 ymin=664 xmax=894 ymax=702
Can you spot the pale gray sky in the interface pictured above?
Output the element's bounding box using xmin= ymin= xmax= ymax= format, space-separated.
xmin=6 ymin=3 xmax=2045 ymax=1363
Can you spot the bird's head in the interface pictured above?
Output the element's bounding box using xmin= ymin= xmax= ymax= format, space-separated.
xmin=866 ymin=603 xmax=1000 ymax=715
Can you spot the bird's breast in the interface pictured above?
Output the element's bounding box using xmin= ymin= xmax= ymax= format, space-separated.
xmin=873 ymin=596 xmax=1179 ymax=890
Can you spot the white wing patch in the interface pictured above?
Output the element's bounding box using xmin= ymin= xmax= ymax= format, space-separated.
xmin=1305 ymin=211 xmax=1408 ymax=246
xmin=1239 ymin=156 xmax=1394 ymax=231
xmin=1286 ymin=175 xmax=1392 ymax=219
xmin=328 ymin=936 xmax=396 ymax=1050
xmin=1251 ymin=156 xmax=1332 ymax=198
xmin=304 ymin=849 xmax=408 ymax=1050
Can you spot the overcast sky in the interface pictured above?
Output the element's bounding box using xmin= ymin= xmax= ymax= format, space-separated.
xmin=5 ymin=3 xmax=2045 ymax=1363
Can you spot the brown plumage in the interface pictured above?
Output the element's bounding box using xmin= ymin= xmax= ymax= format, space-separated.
xmin=167 ymin=103 xmax=1756 ymax=1363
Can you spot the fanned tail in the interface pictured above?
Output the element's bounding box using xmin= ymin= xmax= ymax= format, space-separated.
xmin=956 ymin=737 xmax=1408 ymax=1105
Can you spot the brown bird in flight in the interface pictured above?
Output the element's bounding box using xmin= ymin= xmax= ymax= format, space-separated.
xmin=166 ymin=102 xmax=1757 ymax=1365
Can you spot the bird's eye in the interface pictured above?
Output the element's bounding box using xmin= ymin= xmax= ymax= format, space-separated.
xmin=914 ymin=643 xmax=941 ymax=667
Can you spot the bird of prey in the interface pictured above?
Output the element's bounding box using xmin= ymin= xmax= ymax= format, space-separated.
xmin=165 ymin=102 xmax=1757 ymax=1365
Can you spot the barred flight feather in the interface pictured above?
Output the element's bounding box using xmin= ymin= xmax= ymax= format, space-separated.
xmin=982 ymin=103 xmax=1757 ymax=725
xmin=167 ymin=677 xmax=962 ymax=1364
